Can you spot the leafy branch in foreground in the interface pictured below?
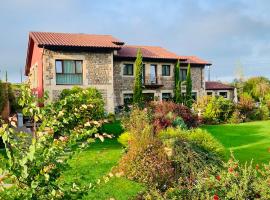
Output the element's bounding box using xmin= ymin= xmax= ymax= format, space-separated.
xmin=0 ymin=85 xmax=109 ymax=200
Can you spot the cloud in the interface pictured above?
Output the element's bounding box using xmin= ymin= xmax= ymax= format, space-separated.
xmin=0 ymin=0 xmax=269 ymax=82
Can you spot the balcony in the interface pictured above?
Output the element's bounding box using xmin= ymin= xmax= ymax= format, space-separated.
xmin=142 ymin=75 xmax=163 ymax=89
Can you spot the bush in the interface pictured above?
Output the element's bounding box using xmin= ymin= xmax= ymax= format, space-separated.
xmin=237 ymin=92 xmax=255 ymax=121
xmin=0 ymin=85 xmax=104 ymax=199
xmin=45 ymin=87 xmax=105 ymax=137
xmin=117 ymin=131 xmax=132 ymax=147
xmin=157 ymin=127 xmax=224 ymax=191
xmin=202 ymin=96 xmax=234 ymax=124
xmin=228 ymin=109 xmax=243 ymax=124
xmin=117 ymin=108 xmax=174 ymax=189
xmin=149 ymin=101 xmax=198 ymax=132
xmin=145 ymin=157 xmax=270 ymax=200
xmin=249 ymin=105 xmax=269 ymax=121
xmin=158 ymin=128 xmax=225 ymax=159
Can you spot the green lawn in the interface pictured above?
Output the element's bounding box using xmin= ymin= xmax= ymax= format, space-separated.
xmin=61 ymin=121 xmax=144 ymax=200
xmin=202 ymin=120 xmax=270 ymax=164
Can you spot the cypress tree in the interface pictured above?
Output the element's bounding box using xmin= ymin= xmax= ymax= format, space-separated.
xmin=185 ymin=63 xmax=192 ymax=108
xmin=174 ymin=60 xmax=182 ymax=103
xmin=133 ymin=49 xmax=143 ymax=106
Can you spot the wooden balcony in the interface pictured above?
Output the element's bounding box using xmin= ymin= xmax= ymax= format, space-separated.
xmin=143 ymin=76 xmax=163 ymax=89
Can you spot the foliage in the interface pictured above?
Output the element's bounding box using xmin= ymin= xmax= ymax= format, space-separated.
xmin=0 ymin=82 xmax=20 ymax=115
xmin=133 ymin=49 xmax=143 ymax=106
xmin=117 ymin=108 xmax=174 ymax=189
xmin=144 ymin=156 xmax=270 ymax=200
xmin=243 ymin=76 xmax=270 ymax=101
xmin=228 ymin=109 xmax=243 ymax=124
xmin=174 ymin=60 xmax=182 ymax=103
xmin=45 ymin=87 xmax=105 ymax=137
xmin=149 ymin=101 xmax=198 ymax=132
xmin=118 ymin=131 xmax=132 ymax=147
xmin=185 ymin=63 xmax=192 ymax=108
xmin=158 ymin=128 xmax=225 ymax=159
xmin=0 ymin=80 xmax=4 ymax=113
xmin=188 ymin=157 xmax=270 ymax=200
xmin=199 ymin=96 xmax=234 ymax=124
xmin=249 ymin=104 xmax=269 ymax=121
xmin=0 ymin=85 xmax=107 ymax=199
xmin=237 ymin=92 xmax=255 ymax=121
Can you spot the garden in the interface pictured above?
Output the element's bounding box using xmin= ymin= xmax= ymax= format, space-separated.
xmin=1 ymin=53 xmax=270 ymax=199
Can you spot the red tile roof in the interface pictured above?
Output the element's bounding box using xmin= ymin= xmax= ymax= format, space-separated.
xmin=116 ymin=45 xmax=181 ymax=60
xmin=205 ymin=81 xmax=234 ymax=90
xmin=179 ymin=56 xmax=211 ymax=65
xmin=29 ymin=32 xmax=124 ymax=49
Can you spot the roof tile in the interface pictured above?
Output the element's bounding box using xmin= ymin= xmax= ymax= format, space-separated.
xmin=30 ymin=32 xmax=124 ymax=49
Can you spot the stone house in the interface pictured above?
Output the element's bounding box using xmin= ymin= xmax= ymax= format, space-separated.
xmin=25 ymin=32 xmax=211 ymax=113
xmin=205 ymin=81 xmax=237 ymax=102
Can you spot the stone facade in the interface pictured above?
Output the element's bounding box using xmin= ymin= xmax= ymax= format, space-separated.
xmin=113 ymin=61 xmax=205 ymax=106
xmin=42 ymin=49 xmax=115 ymax=112
xmin=40 ymin=50 xmax=206 ymax=113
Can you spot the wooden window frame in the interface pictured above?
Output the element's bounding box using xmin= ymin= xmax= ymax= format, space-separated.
xmin=162 ymin=65 xmax=171 ymax=76
xmin=55 ymin=60 xmax=83 ymax=85
xmin=123 ymin=64 xmax=134 ymax=76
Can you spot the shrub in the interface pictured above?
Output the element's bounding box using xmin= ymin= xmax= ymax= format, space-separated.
xmin=117 ymin=131 xmax=132 ymax=147
xmin=45 ymin=87 xmax=105 ymax=137
xmin=237 ymin=92 xmax=255 ymax=121
xmin=249 ymin=104 xmax=269 ymax=121
xmin=146 ymin=157 xmax=270 ymax=200
xmin=158 ymin=128 xmax=225 ymax=159
xmin=201 ymin=96 xmax=234 ymax=124
xmin=190 ymin=158 xmax=270 ymax=200
xmin=157 ymin=127 xmax=224 ymax=190
xmin=0 ymin=85 xmax=105 ymax=199
xmin=117 ymin=108 xmax=174 ymax=189
xmin=149 ymin=101 xmax=198 ymax=132
xmin=228 ymin=109 xmax=243 ymax=124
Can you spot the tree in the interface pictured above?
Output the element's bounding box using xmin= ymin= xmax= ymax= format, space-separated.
xmin=133 ymin=49 xmax=143 ymax=106
xmin=185 ymin=63 xmax=192 ymax=108
xmin=174 ymin=60 xmax=182 ymax=103
xmin=243 ymin=76 xmax=270 ymax=102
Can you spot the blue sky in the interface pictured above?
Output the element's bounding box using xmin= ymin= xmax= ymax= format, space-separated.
xmin=0 ymin=0 xmax=270 ymax=83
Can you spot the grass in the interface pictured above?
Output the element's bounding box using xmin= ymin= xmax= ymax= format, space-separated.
xmin=61 ymin=121 xmax=144 ymax=200
xmin=202 ymin=120 xmax=270 ymax=164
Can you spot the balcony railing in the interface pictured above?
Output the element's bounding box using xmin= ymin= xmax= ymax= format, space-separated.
xmin=142 ymin=76 xmax=163 ymax=89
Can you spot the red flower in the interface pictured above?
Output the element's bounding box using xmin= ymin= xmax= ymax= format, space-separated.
xmin=228 ymin=167 xmax=234 ymax=173
xmin=216 ymin=175 xmax=221 ymax=181
xmin=213 ymin=194 xmax=219 ymax=200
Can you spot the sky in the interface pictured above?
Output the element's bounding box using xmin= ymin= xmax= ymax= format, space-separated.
xmin=0 ymin=0 xmax=270 ymax=83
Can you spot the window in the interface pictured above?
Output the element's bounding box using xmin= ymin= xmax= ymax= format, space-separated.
xmin=191 ymin=92 xmax=197 ymax=101
xmin=55 ymin=60 xmax=83 ymax=85
xmin=150 ymin=64 xmax=157 ymax=84
xmin=219 ymin=92 xmax=228 ymax=98
xmin=207 ymin=92 xmax=213 ymax=96
xmin=162 ymin=93 xmax=172 ymax=101
xmin=123 ymin=93 xmax=133 ymax=105
xmin=180 ymin=69 xmax=187 ymax=81
xmin=142 ymin=64 xmax=145 ymax=84
xmin=162 ymin=65 xmax=170 ymax=76
xmin=123 ymin=64 xmax=133 ymax=76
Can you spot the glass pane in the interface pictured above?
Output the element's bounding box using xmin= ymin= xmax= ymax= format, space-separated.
xmin=64 ymin=60 xmax=75 ymax=74
xmin=56 ymin=74 xmax=82 ymax=85
xmin=76 ymin=61 xmax=82 ymax=73
xmin=150 ymin=65 xmax=157 ymax=84
xmin=55 ymin=61 xmax=62 ymax=73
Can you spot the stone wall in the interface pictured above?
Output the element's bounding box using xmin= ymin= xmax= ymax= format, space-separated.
xmin=42 ymin=49 xmax=114 ymax=112
xmin=113 ymin=61 xmax=205 ymax=106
